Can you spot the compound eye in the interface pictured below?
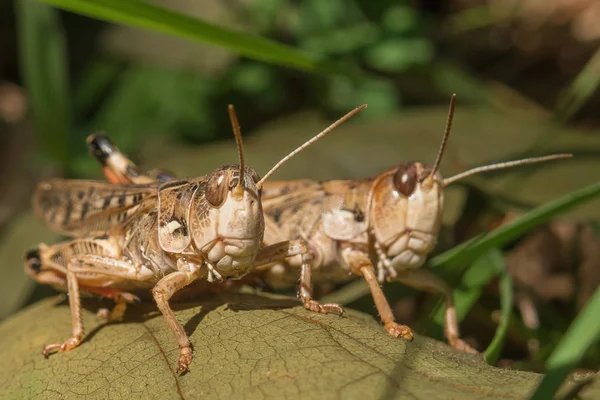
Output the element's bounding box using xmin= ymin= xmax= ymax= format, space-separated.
xmin=393 ymin=163 xmax=417 ymax=197
xmin=251 ymin=169 xmax=261 ymax=184
xmin=205 ymin=170 xmax=229 ymax=207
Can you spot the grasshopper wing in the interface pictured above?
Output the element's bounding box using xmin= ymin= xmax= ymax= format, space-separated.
xmin=34 ymin=179 xmax=158 ymax=237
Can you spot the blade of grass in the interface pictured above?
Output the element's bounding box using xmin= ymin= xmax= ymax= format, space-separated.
xmin=428 ymin=248 xmax=502 ymax=339
xmin=556 ymin=47 xmax=600 ymax=122
xmin=431 ymin=179 xmax=600 ymax=273
xmin=320 ymin=279 xmax=370 ymax=305
xmin=72 ymin=58 xmax=123 ymax=118
xmin=530 ymin=287 xmax=600 ymax=400
xmin=484 ymin=250 xmax=513 ymax=364
xmin=16 ymin=0 xmax=71 ymax=169
xmin=37 ymin=0 xmax=356 ymax=77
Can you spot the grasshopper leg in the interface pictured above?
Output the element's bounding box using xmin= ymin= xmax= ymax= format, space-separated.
xmin=394 ymin=269 xmax=478 ymax=354
xmin=343 ymin=249 xmax=414 ymax=340
xmin=68 ymin=255 xmax=146 ymax=322
xmin=87 ymin=133 xmax=174 ymax=184
xmin=42 ymin=268 xmax=84 ymax=356
xmin=96 ymin=292 xmax=139 ymax=322
xmin=151 ymin=264 xmax=202 ymax=374
xmin=254 ymin=240 xmax=344 ymax=315
xmin=41 ymin=253 xmax=153 ymax=356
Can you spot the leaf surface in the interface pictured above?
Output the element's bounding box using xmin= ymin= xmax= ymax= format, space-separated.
xmin=0 ymin=293 xmax=598 ymax=399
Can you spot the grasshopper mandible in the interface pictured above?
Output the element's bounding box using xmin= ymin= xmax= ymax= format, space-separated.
xmin=91 ymin=95 xmax=572 ymax=354
xmin=25 ymin=104 xmax=366 ymax=373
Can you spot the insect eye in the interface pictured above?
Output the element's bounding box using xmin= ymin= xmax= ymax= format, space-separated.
xmin=205 ymin=170 xmax=229 ymax=207
xmin=393 ymin=163 xmax=417 ymax=197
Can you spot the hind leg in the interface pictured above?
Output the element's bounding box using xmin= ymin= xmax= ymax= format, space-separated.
xmin=87 ymin=133 xmax=175 ymax=184
xmin=42 ymin=267 xmax=84 ymax=355
xmin=26 ymin=242 xmax=153 ymax=357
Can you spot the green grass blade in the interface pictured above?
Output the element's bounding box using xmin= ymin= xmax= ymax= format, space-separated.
xmin=484 ymin=249 xmax=513 ymax=364
xmin=556 ymin=47 xmax=600 ymax=122
xmin=16 ymin=0 xmax=71 ymax=169
xmin=428 ymin=248 xmax=501 ymax=339
xmin=530 ymin=287 xmax=600 ymax=400
xmin=37 ymin=0 xmax=354 ymax=76
xmin=431 ymin=179 xmax=600 ymax=272
xmin=432 ymin=248 xmax=501 ymax=323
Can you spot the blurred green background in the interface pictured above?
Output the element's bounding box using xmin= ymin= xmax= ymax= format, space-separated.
xmin=0 ymin=0 xmax=599 ymax=396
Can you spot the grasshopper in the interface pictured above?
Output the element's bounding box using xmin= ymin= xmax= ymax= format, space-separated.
xmin=91 ymin=95 xmax=572 ymax=354
xmin=25 ymin=104 xmax=366 ymax=373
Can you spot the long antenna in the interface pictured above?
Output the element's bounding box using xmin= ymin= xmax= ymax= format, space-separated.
xmin=443 ymin=154 xmax=572 ymax=186
xmin=256 ymin=104 xmax=367 ymax=188
xmin=425 ymin=93 xmax=456 ymax=181
xmin=228 ymin=105 xmax=245 ymax=193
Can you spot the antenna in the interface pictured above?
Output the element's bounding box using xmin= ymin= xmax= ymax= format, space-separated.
xmin=443 ymin=154 xmax=572 ymax=186
xmin=256 ymin=104 xmax=367 ymax=188
xmin=228 ymin=105 xmax=245 ymax=195
xmin=425 ymin=94 xmax=456 ymax=181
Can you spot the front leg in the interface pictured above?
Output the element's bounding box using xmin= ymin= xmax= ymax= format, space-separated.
xmin=253 ymin=240 xmax=343 ymax=315
xmin=374 ymin=240 xmax=397 ymax=283
xmin=341 ymin=248 xmax=413 ymax=340
xmin=151 ymin=261 xmax=201 ymax=374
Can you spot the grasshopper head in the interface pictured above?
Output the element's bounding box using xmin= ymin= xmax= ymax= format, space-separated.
xmin=191 ymin=104 xmax=367 ymax=279
xmin=203 ymin=164 xmax=264 ymax=242
xmin=369 ymin=161 xmax=444 ymax=271
xmin=184 ymin=163 xmax=265 ymax=279
xmin=370 ymin=94 xmax=571 ymax=280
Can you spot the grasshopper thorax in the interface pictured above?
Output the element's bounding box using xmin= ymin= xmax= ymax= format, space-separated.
xmin=369 ymin=162 xmax=444 ymax=271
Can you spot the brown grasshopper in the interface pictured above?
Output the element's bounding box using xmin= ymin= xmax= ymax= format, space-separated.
xmin=91 ymin=95 xmax=572 ymax=354
xmin=25 ymin=104 xmax=366 ymax=373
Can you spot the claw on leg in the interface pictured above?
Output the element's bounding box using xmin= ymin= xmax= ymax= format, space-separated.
xmin=177 ymin=346 xmax=193 ymax=374
xmin=303 ymin=299 xmax=344 ymax=315
xmin=384 ymin=322 xmax=414 ymax=341
xmin=253 ymin=238 xmax=345 ymax=316
xmin=298 ymin=249 xmax=344 ymax=316
xmin=42 ymin=335 xmax=82 ymax=356
xmin=350 ymin=256 xmax=413 ymax=341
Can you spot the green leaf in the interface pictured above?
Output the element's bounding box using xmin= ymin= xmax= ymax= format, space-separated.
xmin=2 ymin=293 xmax=600 ymax=399
xmin=484 ymin=250 xmax=513 ymax=364
xmin=16 ymin=0 xmax=71 ymax=169
xmin=37 ymin=0 xmax=355 ymax=77
xmin=530 ymin=287 xmax=600 ymax=400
